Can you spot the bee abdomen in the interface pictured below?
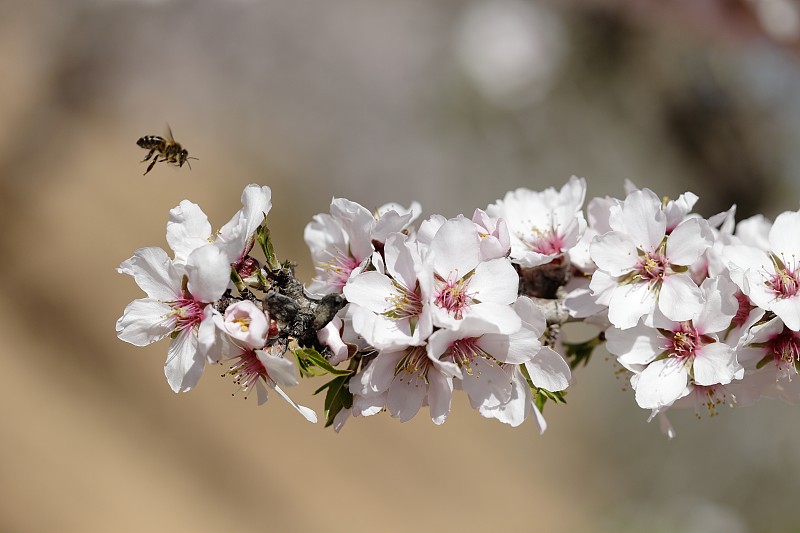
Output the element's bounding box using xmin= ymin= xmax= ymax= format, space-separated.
xmin=137 ymin=135 xmax=165 ymax=149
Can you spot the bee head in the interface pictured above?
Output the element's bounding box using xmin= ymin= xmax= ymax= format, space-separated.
xmin=179 ymin=149 xmax=191 ymax=169
xmin=136 ymin=137 xmax=148 ymax=148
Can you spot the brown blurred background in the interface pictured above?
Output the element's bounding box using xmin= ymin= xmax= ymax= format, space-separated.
xmin=2 ymin=0 xmax=800 ymax=531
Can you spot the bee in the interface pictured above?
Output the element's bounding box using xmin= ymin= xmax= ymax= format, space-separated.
xmin=136 ymin=125 xmax=197 ymax=175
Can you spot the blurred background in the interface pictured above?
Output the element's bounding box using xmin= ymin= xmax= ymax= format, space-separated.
xmin=2 ymin=0 xmax=800 ymax=531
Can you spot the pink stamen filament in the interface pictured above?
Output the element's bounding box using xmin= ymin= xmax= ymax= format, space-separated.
xmin=522 ymin=226 xmax=565 ymax=256
xmin=168 ymin=298 xmax=204 ymax=333
xmin=434 ymin=273 xmax=474 ymax=320
xmin=319 ymin=248 xmax=360 ymax=289
xmin=635 ymin=251 xmax=668 ymax=284
xmin=224 ymin=350 xmax=270 ymax=398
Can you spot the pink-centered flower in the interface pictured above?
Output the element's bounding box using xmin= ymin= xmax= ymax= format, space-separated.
xmin=116 ymin=245 xmax=230 ymax=392
xmin=724 ymin=211 xmax=800 ymax=331
xmin=486 ymin=176 xmax=587 ymax=268
xmin=606 ymin=276 xmax=740 ymax=410
xmin=589 ymin=188 xmax=713 ymax=329
xmin=423 ymin=216 xmax=520 ymax=334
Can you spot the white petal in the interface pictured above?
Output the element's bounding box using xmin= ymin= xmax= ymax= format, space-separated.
xmin=658 ymin=274 xmax=703 ymax=322
xmin=166 ymin=200 xmax=212 ymax=262
xmin=634 ymin=358 xmax=689 ymax=409
xmin=525 ymin=346 xmax=571 ymax=391
xmin=460 ymin=303 xmax=522 ymax=335
xmin=607 ymin=282 xmax=656 ymax=329
xmin=589 ymin=232 xmax=639 ymax=276
xmin=694 ymin=276 xmax=737 ymax=333
xmin=185 ymin=245 xmax=231 ymax=303
xmin=469 ymin=258 xmax=519 ymax=305
xmin=258 ymin=351 xmax=299 ymax=388
xmin=512 ymin=296 xmax=546 ymax=336
xmin=617 ymin=189 xmax=666 ymax=251
xmin=461 ymin=358 xmax=513 ymax=409
xmin=722 ymin=244 xmax=770 ymax=290
xmin=427 ymin=371 xmax=453 ymax=425
xmin=478 ymin=329 xmax=541 ymax=364
xmin=430 ymin=217 xmax=481 ymax=278
xmin=666 ymin=218 xmax=712 ymax=266
xmin=116 ymin=298 xmax=174 ymax=346
xmin=121 ymin=247 xmax=181 ymax=301
xmin=769 ymin=296 xmax=800 ymax=331
xmin=387 ymin=375 xmax=426 ymax=422
xmin=769 ymin=211 xmax=800 ymax=259
xmin=693 ymin=343 xmax=737 ymax=386
xmin=529 ymin=402 xmax=547 ymax=434
xmin=605 ymin=323 xmax=662 ymax=366
xmin=343 ymin=272 xmax=396 ymax=313
xmin=164 ymin=330 xmax=205 ymax=393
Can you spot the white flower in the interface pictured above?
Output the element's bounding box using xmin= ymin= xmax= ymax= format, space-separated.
xmin=423 ymin=216 xmax=521 ymax=334
xmin=349 ymin=345 xmax=454 ymax=424
xmin=166 ymin=184 xmax=272 ymax=268
xmin=304 ymin=198 xmax=376 ymax=296
xmin=486 ymin=176 xmax=587 ymax=268
xmin=723 ymin=210 xmax=800 ymax=331
xmin=589 ymin=188 xmax=713 ymax=329
xmin=426 ymin=297 xmax=570 ymax=427
xmin=344 ymin=232 xmax=433 ymax=350
xmin=737 ymin=316 xmax=800 ymax=384
xmin=116 ymin=245 xmax=230 ymax=392
xmin=606 ymin=277 xmax=740 ymax=410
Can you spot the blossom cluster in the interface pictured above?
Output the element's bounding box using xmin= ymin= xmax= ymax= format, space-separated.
xmin=570 ymin=182 xmax=800 ymax=436
xmin=116 ymin=178 xmax=800 ymax=437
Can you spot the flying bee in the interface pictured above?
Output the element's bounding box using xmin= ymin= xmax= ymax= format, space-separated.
xmin=137 ymin=125 xmax=197 ymax=175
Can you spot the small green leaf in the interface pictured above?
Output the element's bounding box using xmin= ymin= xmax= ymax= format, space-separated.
xmin=294 ymin=348 xmax=353 ymax=377
xmin=315 ymin=375 xmax=353 ymax=427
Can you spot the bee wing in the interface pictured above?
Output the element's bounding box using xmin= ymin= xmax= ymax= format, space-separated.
xmin=165 ymin=123 xmax=175 ymax=142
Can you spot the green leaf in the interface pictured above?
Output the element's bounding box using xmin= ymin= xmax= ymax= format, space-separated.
xmin=314 ymin=375 xmax=353 ymax=427
xmin=294 ymin=348 xmax=353 ymax=377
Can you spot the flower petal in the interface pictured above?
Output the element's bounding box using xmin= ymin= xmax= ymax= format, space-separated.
xmin=525 ymin=346 xmax=571 ymax=391
xmin=164 ymin=330 xmax=204 ymax=393
xmin=634 ymin=358 xmax=689 ymax=409
xmin=658 ymin=274 xmax=703 ymax=322
xmin=116 ymin=298 xmax=174 ymax=346
xmin=590 ymin=231 xmax=639 ymax=276
xmin=666 ymin=218 xmax=712 ymax=266
xmin=693 ymin=342 xmax=738 ymax=386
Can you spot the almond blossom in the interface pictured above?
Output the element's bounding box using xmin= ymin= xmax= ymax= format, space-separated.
xmin=589 ymin=188 xmax=713 ymax=329
xmin=422 ymin=216 xmax=520 ymax=334
xmin=305 ymin=198 xmax=419 ymax=296
xmin=486 ymin=175 xmax=587 ymax=268
xmin=116 ymin=244 xmax=230 ymax=392
xmin=723 ymin=210 xmax=800 ymax=331
xmin=606 ymin=277 xmax=740 ymax=410
xmin=344 ymin=232 xmax=432 ymax=350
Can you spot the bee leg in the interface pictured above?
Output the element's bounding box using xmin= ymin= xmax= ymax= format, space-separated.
xmin=141 ymin=148 xmax=156 ymax=163
xmin=143 ymin=157 xmax=158 ymax=175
